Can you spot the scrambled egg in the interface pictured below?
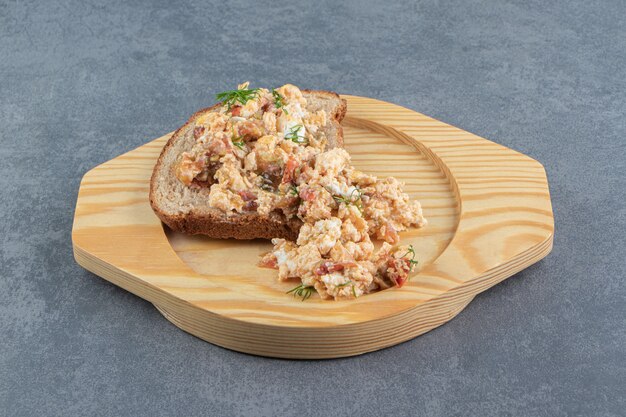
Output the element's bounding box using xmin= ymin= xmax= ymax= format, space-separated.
xmin=175 ymin=82 xmax=427 ymax=300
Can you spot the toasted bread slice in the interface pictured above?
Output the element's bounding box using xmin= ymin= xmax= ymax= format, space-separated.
xmin=149 ymin=90 xmax=347 ymax=240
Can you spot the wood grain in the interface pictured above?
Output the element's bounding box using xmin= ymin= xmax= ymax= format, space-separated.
xmin=72 ymin=95 xmax=554 ymax=358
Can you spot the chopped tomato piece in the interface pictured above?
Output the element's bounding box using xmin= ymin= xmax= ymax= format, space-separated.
xmin=282 ymin=156 xmax=298 ymax=184
xmin=394 ymin=275 xmax=407 ymax=287
xmin=386 ymin=257 xmax=411 ymax=287
xmin=231 ymin=105 xmax=242 ymax=116
xmin=314 ymin=261 xmax=357 ymax=276
xmin=315 ymin=261 xmax=333 ymax=275
xmin=259 ymin=255 xmax=278 ymax=269
xmin=299 ymin=186 xmax=316 ymax=201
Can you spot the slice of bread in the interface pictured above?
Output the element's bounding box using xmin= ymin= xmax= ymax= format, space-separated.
xmin=150 ymin=90 xmax=347 ymax=240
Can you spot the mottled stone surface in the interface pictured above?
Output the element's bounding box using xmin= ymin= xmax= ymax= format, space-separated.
xmin=1 ymin=0 xmax=624 ymax=415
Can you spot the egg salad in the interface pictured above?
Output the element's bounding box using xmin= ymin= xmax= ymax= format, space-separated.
xmin=175 ymin=82 xmax=427 ymax=300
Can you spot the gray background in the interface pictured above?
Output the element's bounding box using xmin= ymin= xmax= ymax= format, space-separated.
xmin=1 ymin=0 xmax=624 ymax=415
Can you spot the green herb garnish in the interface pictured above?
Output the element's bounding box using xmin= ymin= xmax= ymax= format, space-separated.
xmin=285 ymin=124 xmax=307 ymax=145
xmin=216 ymin=87 xmax=260 ymax=110
xmin=288 ymin=185 xmax=299 ymax=196
xmin=287 ymin=283 xmax=315 ymax=301
xmin=231 ymin=128 xmax=245 ymax=150
xmin=334 ymin=281 xmax=358 ymax=297
xmin=401 ymin=244 xmax=419 ymax=272
xmin=332 ymin=188 xmax=363 ymax=213
xmin=271 ymin=89 xmax=288 ymax=115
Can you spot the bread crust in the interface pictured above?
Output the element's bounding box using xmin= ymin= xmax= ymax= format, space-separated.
xmin=149 ymin=90 xmax=347 ymax=240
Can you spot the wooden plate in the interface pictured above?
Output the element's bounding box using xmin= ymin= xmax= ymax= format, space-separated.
xmin=72 ymin=95 xmax=554 ymax=359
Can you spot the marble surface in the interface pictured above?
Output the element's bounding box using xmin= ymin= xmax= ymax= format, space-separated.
xmin=1 ymin=0 xmax=624 ymax=415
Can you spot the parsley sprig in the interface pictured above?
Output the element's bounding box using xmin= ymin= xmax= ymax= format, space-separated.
xmin=284 ymin=124 xmax=307 ymax=145
xmin=271 ymin=89 xmax=288 ymax=114
xmin=216 ymin=87 xmax=260 ymax=110
xmin=287 ymin=283 xmax=315 ymax=301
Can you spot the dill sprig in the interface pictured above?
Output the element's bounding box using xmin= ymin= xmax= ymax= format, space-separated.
xmin=271 ymin=89 xmax=288 ymax=115
xmin=216 ymin=87 xmax=260 ymax=110
xmin=336 ymin=281 xmax=358 ymax=298
xmin=285 ymin=124 xmax=307 ymax=145
xmin=231 ymin=128 xmax=245 ymax=150
xmin=401 ymin=244 xmax=419 ymax=272
xmin=287 ymin=283 xmax=315 ymax=301
xmin=332 ymin=188 xmax=363 ymax=213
